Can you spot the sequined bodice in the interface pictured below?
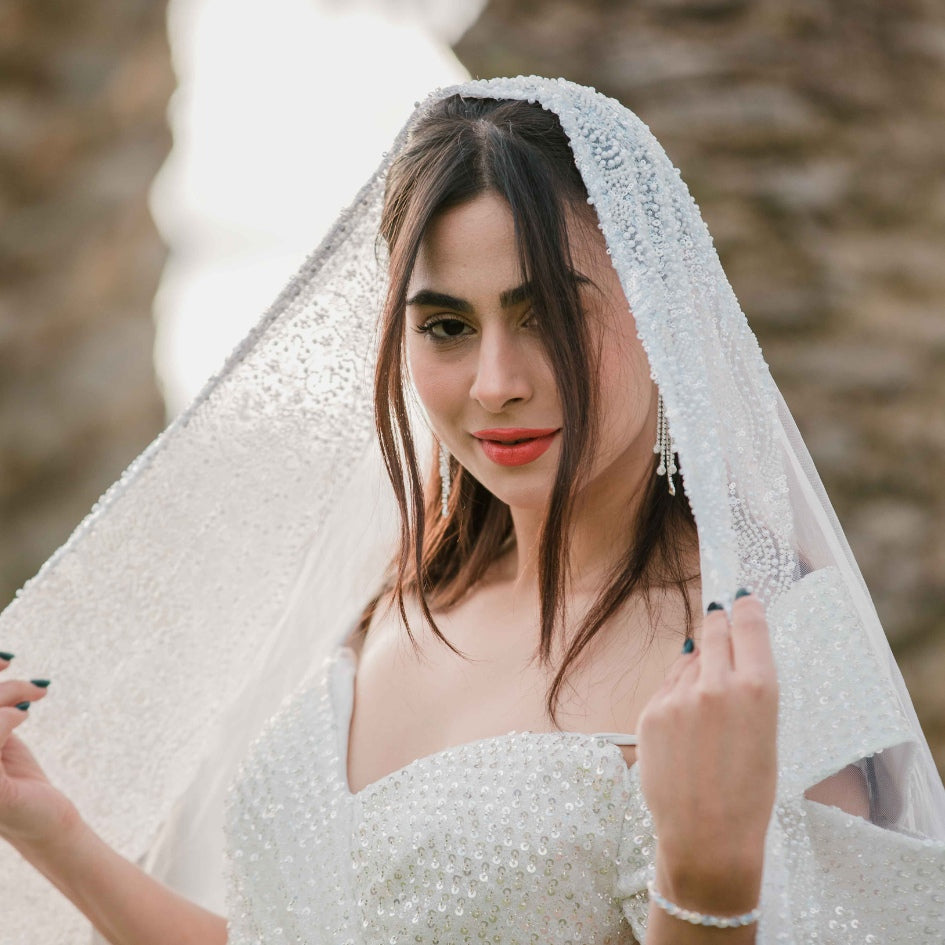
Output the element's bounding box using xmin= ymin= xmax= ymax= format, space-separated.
xmin=224 ymin=648 xmax=647 ymax=944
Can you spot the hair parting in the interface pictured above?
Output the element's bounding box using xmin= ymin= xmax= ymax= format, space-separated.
xmin=372 ymin=95 xmax=698 ymax=718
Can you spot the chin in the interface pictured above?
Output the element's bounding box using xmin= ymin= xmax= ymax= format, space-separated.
xmin=504 ymin=493 xmax=553 ymax=514
xmin=471 ymin=474 xmax=554 ymax=513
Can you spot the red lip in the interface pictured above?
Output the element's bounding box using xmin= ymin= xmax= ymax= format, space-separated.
xmin=473 ymin=428 xmax=559 ymax=443
xmin=472 ymin=428 xmax=560 ymax=467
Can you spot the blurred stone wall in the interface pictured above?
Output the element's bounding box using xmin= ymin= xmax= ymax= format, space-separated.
xmin=0 ymin=0 xmax=170 ymax=609
xmin=456 ymin=0 xmax=945 ymax=773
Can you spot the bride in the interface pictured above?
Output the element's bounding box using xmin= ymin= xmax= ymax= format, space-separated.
xmin=2 ymin=78 xmax=943 ymax=944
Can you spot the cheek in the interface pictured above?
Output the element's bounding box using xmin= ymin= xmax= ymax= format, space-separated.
xmin=406 ymin=341 xmax=464 ymax=422
xmin=594 ymin=329 xmax=654 ymax=439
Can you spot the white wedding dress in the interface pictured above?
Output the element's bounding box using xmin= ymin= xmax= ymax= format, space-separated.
xmin=223 ymin=569 xmax=945 ymax=945
xmin=226 ymin=646 xmax=641 ymax=944
xmin=6 ymin=77 xmax=945 ymax=945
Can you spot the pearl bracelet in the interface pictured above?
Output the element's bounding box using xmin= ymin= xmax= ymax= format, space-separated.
xmin=647 ymin=880 xmax=762 ymax=929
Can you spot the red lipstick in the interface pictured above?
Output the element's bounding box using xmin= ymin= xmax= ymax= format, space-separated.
xmin=472 ymin=428 xmax=560 ymax=467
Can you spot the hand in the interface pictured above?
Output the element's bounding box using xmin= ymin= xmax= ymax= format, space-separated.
xmin=0 ymin=658 xmax=228 ymax=945
xmin=636 ymin=592 xmax=779 ymax=913
xmin=0 ymin=657 xmax=80 ymax=849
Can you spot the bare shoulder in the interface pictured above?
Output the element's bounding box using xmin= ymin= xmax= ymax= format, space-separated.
xmin=348 ymin=591 xmax=423 ymax=660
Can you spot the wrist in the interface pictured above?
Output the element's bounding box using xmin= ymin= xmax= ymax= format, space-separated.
xmin=648 ymin=878 xmax=761 ymax=931
xmin=9 ymin=801 xmax=88 ymax=865
xmin=10 ymin=811 xmax=117 ymax=921
xmin=653 ymin=848 xmax=763 ymax=918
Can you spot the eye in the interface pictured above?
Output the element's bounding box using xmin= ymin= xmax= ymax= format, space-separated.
xmin=416 ymin=317 xmax=473 ymax=341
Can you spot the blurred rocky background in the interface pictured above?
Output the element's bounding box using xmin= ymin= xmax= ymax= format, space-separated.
xmin=1 ymin=0 xmax=943 ymax=775
xmin=0 ymin=0 xmax=170 ymax=603
xmin=456 ymin=0 xmax=945 ymax=773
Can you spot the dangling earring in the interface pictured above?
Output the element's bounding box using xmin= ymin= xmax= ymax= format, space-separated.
xmin=653 ymin=394 xmax=677 ymax=496
xmin=439 ymin=443 xmax=452 ymax=518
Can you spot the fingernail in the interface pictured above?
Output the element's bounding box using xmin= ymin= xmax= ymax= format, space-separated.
xmin=735 ymin=587 xmax=752 ymax=599
xmin=15 ymin=702 xmax=30 ymax=711
xmin=30 ymin=679 xmax=50 ymax=688
xmin=0 ymin=652 xmax=14 ymax=661
xmin=682 ymin=637 xmax=695 ymax=654
xmin=707 ymin=601 xmax=724 ymax=612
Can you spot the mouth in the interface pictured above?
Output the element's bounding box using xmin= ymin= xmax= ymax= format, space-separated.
xmin=472 ymin=428 xmax=561 ymax=467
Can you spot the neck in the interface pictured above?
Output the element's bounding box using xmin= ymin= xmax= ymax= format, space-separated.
xmin=505 ymin=439 xmax=656 ymax=594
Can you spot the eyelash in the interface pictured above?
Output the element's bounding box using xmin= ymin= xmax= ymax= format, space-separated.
xmin=414 ymin=316 xmax=472 ymax=342
xmin=414 ymin=311 xmax=536 ymax=343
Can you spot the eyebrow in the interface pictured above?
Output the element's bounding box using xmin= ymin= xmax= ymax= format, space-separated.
xmin=406 ymin=274 xmax=591 ymax=311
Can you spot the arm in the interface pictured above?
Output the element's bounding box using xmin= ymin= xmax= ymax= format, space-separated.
xmin=635 ymin=593 xmax=776 ymax=945
xmin=642 ymin=766 xmax=869 ymax=945
xmin=12 ymin=814 xmax=227 ymax=945
xmin=804 ymin=763 xmax=869 ymax=817
xmin=636 ymin=594 xmax=872 ymax=944
xmin=0 ymin=661 xmax=226 ymax=945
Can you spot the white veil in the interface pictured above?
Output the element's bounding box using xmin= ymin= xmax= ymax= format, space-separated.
xmin=3 ymin=77 xmax=944 ymax=945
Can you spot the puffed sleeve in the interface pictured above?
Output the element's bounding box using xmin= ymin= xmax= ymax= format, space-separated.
xmin=615 ymin=785 xmax=945 ymax=942
xmin=614 ymin=568 xmax=945 ymax=943
xmin=613 ymin=764 xmax=654 ymax=943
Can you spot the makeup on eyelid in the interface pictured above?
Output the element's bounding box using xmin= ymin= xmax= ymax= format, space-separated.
xmin=404 ymin=192 xmax=656 ymax=513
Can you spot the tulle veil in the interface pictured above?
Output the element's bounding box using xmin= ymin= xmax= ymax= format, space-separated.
xmin=2 ymin=77 xmax=943 ymax=944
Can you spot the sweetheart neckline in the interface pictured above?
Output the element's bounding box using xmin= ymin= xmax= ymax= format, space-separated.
xmin=332 ymin=647 xmax=639 ymax=799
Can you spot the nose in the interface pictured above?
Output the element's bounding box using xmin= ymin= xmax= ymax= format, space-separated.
xmin=469 ymin=327 xmax=532 ymax=413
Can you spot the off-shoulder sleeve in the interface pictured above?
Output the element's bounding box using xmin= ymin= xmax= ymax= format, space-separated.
xmin=613 ymin=568 xmax=945 ymax=943
xmin=615 ymin=786 xmax=945 ymax=943
xmin=613 ymin=764 xmax=654 ymax=943
xmin=761 ymin=797 xmax=945 ymax=940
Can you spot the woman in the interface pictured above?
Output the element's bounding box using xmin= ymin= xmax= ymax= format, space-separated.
xmin=2 ymin=78 xmax=944 ymax=944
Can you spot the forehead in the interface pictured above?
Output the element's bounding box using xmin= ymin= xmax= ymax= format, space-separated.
xmin=407 ymin=191 xmax=610 ymax=296
xmin=408 ymin=193 xmax=522 ymax=293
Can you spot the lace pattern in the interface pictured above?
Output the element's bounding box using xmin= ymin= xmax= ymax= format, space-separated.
xmin=1 ymin=76 xmax=942 ymax=944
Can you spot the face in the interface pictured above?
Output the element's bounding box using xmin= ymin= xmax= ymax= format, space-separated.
xmin=404 ymin=191 xmax=657 ymax=514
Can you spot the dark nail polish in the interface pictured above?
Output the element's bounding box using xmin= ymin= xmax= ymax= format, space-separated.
xmin=30 ymin=679 xmax=50 ymax=688
xmin=15 ymin=702 xmax=29 ymax=711
xmin=682 ymin=637 xmax=695 ymax=654
xmin=735 ymin=587 xmax=752 ymax=599
xmin=707 ymin=601 xmax=724 ymax=612
xmin=0 ymin=652 xmax=14 ymax=661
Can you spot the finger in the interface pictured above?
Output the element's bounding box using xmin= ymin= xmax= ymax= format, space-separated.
xmin=648 ymin=648 xmax=700 ymax=713
xmin=0 ymin=704 xmax=31 ymax=743
xmin=0 ymin=680 xmax=49 ymax=708
xmin=0 ymin=652 xmax=14 ymax=669
xmin=661 ymin=638 xmax=699 ymax=689
xmin=673 ymin=650 xmax=701 ymax=690
xmin=639 ymin=644 xmax=699 ymax=742
xmin=730 ymin=590 xmax=776 ymax=680
xmin=698 ymin=602 xmax=733 ymax=688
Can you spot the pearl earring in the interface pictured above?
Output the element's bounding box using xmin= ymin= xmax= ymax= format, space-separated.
xmin=439 ymin=443 xmax=452 ymax=517
xmin=653 ymin=394 xmax=677 ymax=496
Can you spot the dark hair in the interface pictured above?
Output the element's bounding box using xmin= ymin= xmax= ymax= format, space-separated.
xmin=372 ymin=95 xmax=697 ymax=717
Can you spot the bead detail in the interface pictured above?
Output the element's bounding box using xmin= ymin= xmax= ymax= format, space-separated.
xmin=438 ymin=443 xmax=451 ymax=518
xmin=647 ymin=880 xmax=761 ymax=928
xmin=653 ymin=394 xmax=677 ymax=495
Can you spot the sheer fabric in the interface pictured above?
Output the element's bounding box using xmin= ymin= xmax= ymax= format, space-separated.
xmin=223 ymin=578 xmax=942 ymax=945
xmin=1 ymin=77 xmax=944 ymax=944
